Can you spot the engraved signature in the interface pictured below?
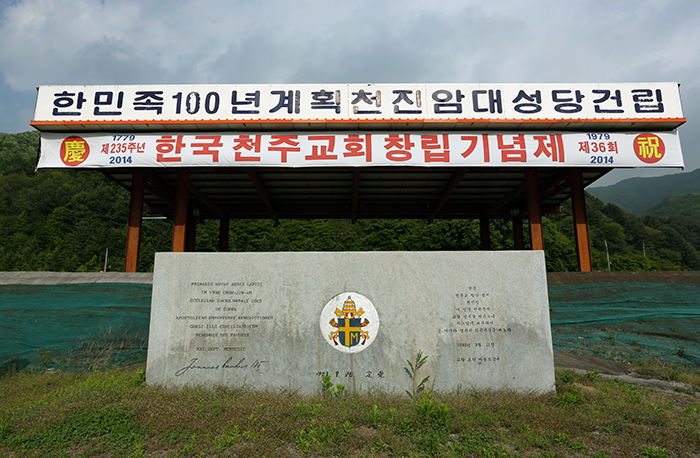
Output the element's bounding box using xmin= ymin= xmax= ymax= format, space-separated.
xmin=175 ymin=357 xmax=269 ymax=376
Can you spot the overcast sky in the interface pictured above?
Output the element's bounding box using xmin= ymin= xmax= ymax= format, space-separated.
xmin=1 ymin=0 xmax=698 ymax=186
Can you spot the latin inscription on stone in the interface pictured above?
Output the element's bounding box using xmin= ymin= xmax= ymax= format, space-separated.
xmin=177 ymin=281 xmax=268 ymax=354
xmin=146 ymin=251 xmax=555 ymax=393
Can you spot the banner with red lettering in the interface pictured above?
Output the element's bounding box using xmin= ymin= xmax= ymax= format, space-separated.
xmin=38 ymin=131 xmax=684 ymax=169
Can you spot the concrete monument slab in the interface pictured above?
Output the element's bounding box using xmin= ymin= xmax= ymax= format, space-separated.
xmin=146 ymin=251 xmax=555 ymax=393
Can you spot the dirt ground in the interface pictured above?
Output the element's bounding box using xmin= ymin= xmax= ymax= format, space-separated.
xmin=547 ymin=270 xmax=700 ymax=284
xmin=553 ymin=350 xmax=700 ymax=395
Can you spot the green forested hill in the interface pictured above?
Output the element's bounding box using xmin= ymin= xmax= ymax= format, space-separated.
xmin=0 ymin=131 xmax=130 ymax=271
xmin=2 ymin=131 xmax=700 ymax=272
xmin=587 ymin=168 xmax=700 ymax=215
xmin=647 ymin=193 xmax=700 ymax=221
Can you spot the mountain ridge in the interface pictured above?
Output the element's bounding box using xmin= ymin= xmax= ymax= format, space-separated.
xmin=587 ymin=168 xmax=700 ymax=214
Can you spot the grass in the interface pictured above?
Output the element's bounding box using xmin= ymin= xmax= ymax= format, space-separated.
xmin=1 ymin=365 xmax=699 ymax=457
xmin=29 ymin=326 xmax=149 ymax=374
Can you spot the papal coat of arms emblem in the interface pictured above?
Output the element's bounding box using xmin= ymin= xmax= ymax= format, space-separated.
xmin=319 ymin=292 xmax=379 ymax=353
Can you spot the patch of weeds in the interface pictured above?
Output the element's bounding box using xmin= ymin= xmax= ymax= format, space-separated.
xmin=212 ymin=426 xmax=240 ymax=453
xmin=556 ymin=370 xmax=576 ymax=385
xmin=372 ymin=439 xmax=388 ymax=453
xmin=321 ymin=374 xmax=333 ymax=395
xmin=295 ymin=398 xmax=322 ymax=417
xmin=416 ymin=391 xmax=450 ymax=428
xmin=241 ymin=428 xmax=260 ymax=441
xmin=66 ymin=326 xmax=148 ymax=371
xmin=37 ymin=348 xmax=55 ymax=367
xmin=526 ymin=433 xmax=549 ymax=449
xmin=614 ymin=379 xmax=643 ymax=403
xmin=206 ymin=398 xmax=226 ymax=417
xmin=514 ymin=425 xmax=548 ymax=449
xmin=649 ymin=403 xmax=664 ymax=413
xmin=586 ymin=369 xmax=601 ymax=381
xmin=131 ymin=440 xmax=146 ymax=457
xmin=553 ymin=432 xmax=587 ymax=453
xmin=590 ymin=452 xmax=611 ymax=458
xmin=555 ymin=388 xmax=584 ymax=406
xmin=386 ymin=406 xmax=399 ymax=428
xmin=450 ymin=432 xmax=519 ymax=457
xmin=637 ymin=367 xmax=659 ymax=377
xmin=321 ymin=374 xmax=346 ymax=399
xmin=391 ymin=416 xmax=415 ymax=436
xmin=360 ymin=451 xmax=380 ymax=458
xmin=0 ymin=417 xmax=13 ymax=443
xmin=676 ymin=346 xmax=686 ymax=356
xmin=133 ymin=368 xmax=146 ymax=386
xmin=454 ymin=432 xmax=493 ymax=453
xmin=667 ymin=370 xmax=681 ymax=381
xmin=405 ymin=350 xmax=430 ymax=399
xmin=415 ymin=427 xmax=450 ymax=455
xmin=179 ymin=443 xmax=195 ymax=457
xmin=469 ymin=408 xmax=501 ymax=427
xmin=600 ymin=424 xmax=617 ymax=436
xmin=640 ymin=445 xmax=670 ymax=458
xmin=533 ymin=452 xmax=556 ymax=458
xmin=159 ymin=429 xmax=189 ymax=445
xmin=295 ymin=419 xmax=349 ymax=454
xmin=0 ymin=357 xmax=30 ymax=376
xmin=675 ymin=385 xmax=699 ymax=395
xmin=681 ymin=371 xmax=700 ymax=387
xmin=602 ymin=331 xmax=618 ymax=345
xmin=369 ymin=404 xmax=381 ymax=426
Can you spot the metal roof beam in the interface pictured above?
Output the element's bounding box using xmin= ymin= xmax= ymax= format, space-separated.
xmin=146 ymin=202 xmax=563 ymax=220
xmin=247 ymin=170 xmax=279 ymax=224
xmin=538 ymin=170 xmax=569 ymax=200
xmin=143 ymin=172 xmax=176 ymax=208
xmin=100 ymin=171 xmax=132 ymax=194
xmin=485 ymin=181 xmax=526 ymax=217
xmin=188 ymin=183 xmax=226 ymax=218
xmin=428 ymin=169 xmax=467 ymax=223
xmin=540 ymin=180 xmax=571 ymax=204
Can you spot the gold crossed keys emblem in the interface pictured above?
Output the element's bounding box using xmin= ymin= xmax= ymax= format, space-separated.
xmin=320 ymin=292 xmax=380 ymax=354
xmin=329 ymin=296 xmax=370 ymax=348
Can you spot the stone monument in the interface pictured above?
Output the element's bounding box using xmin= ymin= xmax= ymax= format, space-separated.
xmin=146 ymin=251 xmax=555 ymax=393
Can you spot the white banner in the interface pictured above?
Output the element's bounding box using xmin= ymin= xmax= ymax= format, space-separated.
xmin=38 ymin=131 xmax=684 ymax=169
xmin=32 ymin=83 xmax=684 ymax=126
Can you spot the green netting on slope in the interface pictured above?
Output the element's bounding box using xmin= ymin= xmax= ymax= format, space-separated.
xmin=1 ymin=281 xmax=699 ymax=373
xmin=549 ymin=281 xmax=700 ymax=366
xmin=0 ymin=284 xmax=152 ymax=372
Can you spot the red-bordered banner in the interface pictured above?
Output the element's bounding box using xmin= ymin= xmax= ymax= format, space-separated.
xmin=37 ymin=131 xmax=683 ymax=169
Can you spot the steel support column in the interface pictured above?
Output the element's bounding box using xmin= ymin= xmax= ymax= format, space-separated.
xmin=513 ymin=216 xmax=524 ymax=250
xmin=569 ymin=169 xmax=592 ymax=272
xmin=172 ymin=170 xmax=190 ymax=252
xmin=480 ymin=216 xmax=491 ymax=250
xmin=185 ymin=215 xmax=197 ymax=252
xmin=124 ymin=170 xmax=145 ymax=272
xmin=219 ymin=217 xmax=230 ymax=252
xmin=525 ymin=169 xmax=545 ymax=251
